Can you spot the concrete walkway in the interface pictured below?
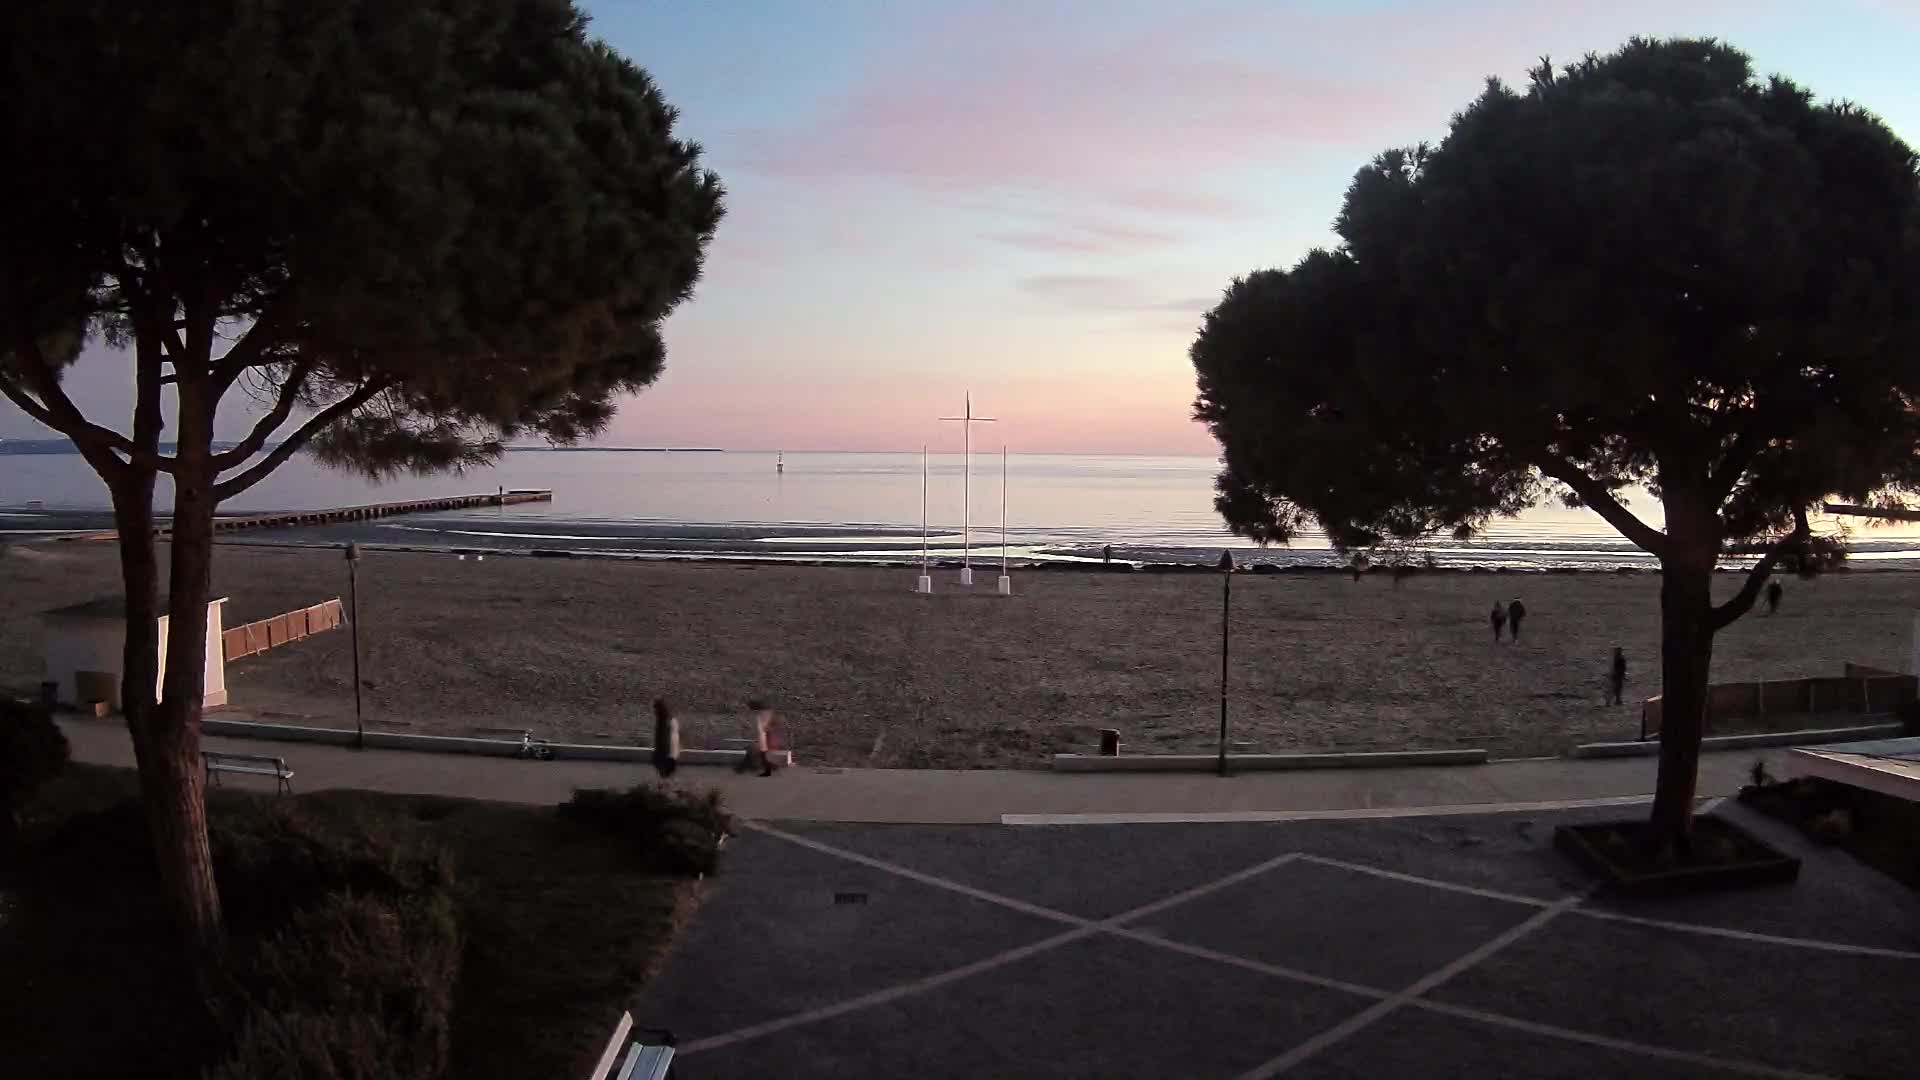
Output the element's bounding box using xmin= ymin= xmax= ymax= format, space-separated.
xmin=59 ymin=717 xmax=1787 ymax=823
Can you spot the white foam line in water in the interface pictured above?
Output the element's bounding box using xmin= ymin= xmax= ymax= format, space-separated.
xmin=1001 ymin=794 xmax=1654 ymax=826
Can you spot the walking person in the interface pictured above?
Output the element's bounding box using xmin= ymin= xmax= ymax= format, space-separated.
xmin=1606 ymin=647 xmax=1628 ymax=706
xmin=1507 ymin=597 xmax=1527 ymax=641
xmin=650 ymin=698 xmax=681 ymax=779
xmin=1490 ymin=602 xmax=1507 ymax=643
xmin=736 ymin=699 xmax=783 ymax=777
xmin=1765 ymin=579 xmax=1784 ymax=615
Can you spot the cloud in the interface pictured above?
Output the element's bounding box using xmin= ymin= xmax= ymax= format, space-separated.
xmin=1020 ymin=274 xmax=1216 ymax=315
xmin=988 ymin=216 xmax=1182 ymax=254
xmin=737 ymin=5 xmax=1407 ymax=216
xmin=736 ymin=0 xmax=1761 ymax=218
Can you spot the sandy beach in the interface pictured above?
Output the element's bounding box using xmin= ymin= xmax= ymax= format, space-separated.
xmin=4 ymin=541 xmax=1917 ymax=767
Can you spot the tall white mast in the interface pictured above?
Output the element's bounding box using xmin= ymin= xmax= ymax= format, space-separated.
xmin=1001 ymin=444 xmax=1008 ymax=574
xmin=915 ymin=444 xmax=932 ymax=594
xmin=939 ymin=392 xmax=996 ymax=585
xmin=997 ymin=444 xmax=1012 ymax=596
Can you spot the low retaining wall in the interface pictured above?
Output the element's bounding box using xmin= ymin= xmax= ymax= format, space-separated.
xmin=223 ymin=599 xmax=344 ymax=662
xmin=1052 ymin=748 xmax=1487 ymax=772
xmin=199 ymin=716 xmax=793 ymax=766
xmin=1640 ymin=665 xmax=1917 ymax=739
xmin=1572 ymin=721 xmax=1908 ymax=759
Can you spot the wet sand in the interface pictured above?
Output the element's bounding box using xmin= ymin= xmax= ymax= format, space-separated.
xmin=4 ymin=542 xmax=1916 ymax=767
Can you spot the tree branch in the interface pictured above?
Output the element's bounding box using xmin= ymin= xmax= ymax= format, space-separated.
xmin=210 ymin=302 xmax=290 ymax=389
xmin=212 ymin=380 xmax=388 ymax=502
xmin=1707 ymin=427 xmax=1764 ymax=505
xmin=4 ymin=337 xmax=171 ymax=472
xmin=1709 ymin=507 xmax=1811 ymax=632
xmin=1536 ymin=456 xmax=1669 ymax=558
xmin=211 ymin=361 xmax=312 ymax=470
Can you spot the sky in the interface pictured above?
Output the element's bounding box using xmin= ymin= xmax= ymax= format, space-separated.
xmin=7 ymin=0 xmax=1920 ymax=455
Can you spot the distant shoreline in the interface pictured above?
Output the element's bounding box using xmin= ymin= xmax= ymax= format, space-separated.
xmin=502 ymin=446 xmax=724 ymax=453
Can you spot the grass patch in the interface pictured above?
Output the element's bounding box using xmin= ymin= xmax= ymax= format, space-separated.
xmin=0 ymin=764 xmax=709 ymax=1079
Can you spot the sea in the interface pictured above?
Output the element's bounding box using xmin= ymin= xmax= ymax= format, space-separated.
xmin=6 ymin=447 xmax=1920 ymax=570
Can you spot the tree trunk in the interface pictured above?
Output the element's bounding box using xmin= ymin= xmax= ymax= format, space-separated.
xmin=146 ymin=382 xmax=224 ymax=947
xmin=1649 ymin=531 xmax=1718 ymax=849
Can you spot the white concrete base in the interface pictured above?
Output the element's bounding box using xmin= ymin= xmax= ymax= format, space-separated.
xmin=1052 ymin=748 xmax=1487 ymax=772
xmin=914 ymin=574 xmax=933 ymax=594
xmin=959 ymin=567 xmax=974 ymax=586
xmin=997 ymin=575 xmax=1012 ymax=595
xmin=198 ymin=716 xmax=794 ymax=766
xmin=1570 ymin=721 xmax=1906 ymax=759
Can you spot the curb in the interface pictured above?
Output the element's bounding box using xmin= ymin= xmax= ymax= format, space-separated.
xmin=1569 ymin=722 xmax=1906 ymax=759
xmin=1051 ymin=748 xmax=1487 ymax=772
xmin=199 ymin=717 xmax=794 ymax=767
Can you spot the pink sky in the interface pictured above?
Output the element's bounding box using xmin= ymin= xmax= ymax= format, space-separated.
xmin=9 ymin=1 xmax=1920 ymax=456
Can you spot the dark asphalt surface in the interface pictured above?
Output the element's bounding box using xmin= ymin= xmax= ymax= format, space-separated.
xmin=639 ymin=802 xmax=1920 ymax=1079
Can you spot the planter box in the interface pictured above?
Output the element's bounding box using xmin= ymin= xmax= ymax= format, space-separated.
xmin=1553 ymin=815 xmax=1800 ymax=896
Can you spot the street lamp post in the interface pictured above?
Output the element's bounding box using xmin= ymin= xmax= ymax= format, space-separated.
xmin=345 ymin=543 xmax=365 ymax=750
xmin=1218 ymin=549 xmax=1233 ymax=777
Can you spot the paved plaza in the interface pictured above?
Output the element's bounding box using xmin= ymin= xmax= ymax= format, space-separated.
xmin=642 ymin=803 xmax=1920 ymax=1079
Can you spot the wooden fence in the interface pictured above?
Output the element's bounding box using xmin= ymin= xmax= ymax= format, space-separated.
xmin=1640 ymin=663 xmax=1918 ymax=739
xmin=223 ymin=599 xmax=344 ymax=662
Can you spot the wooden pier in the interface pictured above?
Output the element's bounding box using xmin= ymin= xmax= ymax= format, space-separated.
xmin=67 ymin=489 xmax=553 ymax=541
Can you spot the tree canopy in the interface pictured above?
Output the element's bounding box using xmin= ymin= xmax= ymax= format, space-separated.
xmin=1195 ymin=38 xmax=1920 ymax=572
xmin=0 ymin=0 xmax=722 ymax=942
xmin=1 ymin=0 xmax=723 ymax=485
xmin=1192 ymin=38 xmax=1920 ymax=842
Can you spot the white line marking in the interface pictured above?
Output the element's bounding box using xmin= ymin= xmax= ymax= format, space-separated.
xmin=684 ymin=839 xmax=1309 ymax=1056
xmin=710 ymin=822 xmax=1911 ymax=1073
xmin=1108 ymin=928 xmax=1387 ymax=1001
xmin=1001 ymin=795 xmax=1654 ymax=826
xmin=744 ymin=821 xmax=1084 ymax=927
xmin=676 ymin=925 xmax=1100 ymax=1054
xmin=1298 ymin=854 xmax=1920 ymax=961
xmin=1411 ymin=1000 xmax=1832 ymax=1080
xmin=1111 ymin=853 xmax=1301 ymax=924
xmin=1574 ymin=908 xmax=1920 ymax=960
xmin=1239 ymin=892 xmax=1590 ymax=1079
xmin=1698 ymin=796 xmax=1726 ymax=815
xmin=1292 ymin=854 xmax=1553 ymax=909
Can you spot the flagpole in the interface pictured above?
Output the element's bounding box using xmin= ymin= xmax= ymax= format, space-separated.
xmin=916 ymin=444 xmax=932 ymax=594
xmin=962 ymin=393 xmax=972 ymax=584
xmin=997 ymin=444 xmax=1012 ymax=596
xmin=939 ymin=392 xmax=995 ymax=586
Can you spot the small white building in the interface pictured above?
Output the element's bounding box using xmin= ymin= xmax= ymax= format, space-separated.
xmin=41 ymin=596 xmax=228 ymax=711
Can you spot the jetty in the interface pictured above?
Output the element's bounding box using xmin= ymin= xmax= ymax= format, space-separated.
xmin=1826 ymin=501 xmax=1920 ymax=522
xmin=66 ymin=489 xmax=553 ymax=541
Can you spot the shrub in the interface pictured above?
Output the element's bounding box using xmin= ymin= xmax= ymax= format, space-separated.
xmin=205 ymin=892 xmax=462 ymax=1080
xmin=0 ymin=700 xmax=71 ymax=840
xmin=560 ymin=784 xmax=731 ymax=875
xmin=210 ymin=802 xmax=454 ymax=933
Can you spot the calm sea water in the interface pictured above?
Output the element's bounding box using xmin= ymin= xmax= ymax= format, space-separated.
xmin=6 ymin=449 xmax=1920 ymax=568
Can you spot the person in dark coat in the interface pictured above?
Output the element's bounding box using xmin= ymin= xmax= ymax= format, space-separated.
xmin=1765 ymin=579 xmax=1784 ymax=615
xmin=1606 ymin=647 xmax=1627 ymax=705
xmin=1490 ymin=602 xmax=1507 ymax=642
xmin=1507 ymin=598 xmax=1527 ymax=641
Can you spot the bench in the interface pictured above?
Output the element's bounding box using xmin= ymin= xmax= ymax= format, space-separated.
xmin=587 ymin=1011 xmax=674 ymax=1080
xmin=202 ymin=751 xmax=294 ymax=796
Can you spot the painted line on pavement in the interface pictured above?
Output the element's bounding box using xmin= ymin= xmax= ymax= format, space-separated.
xmin=1000 ymin=794 xmax=1655 ymax=826
xmin=713 ymin=819 xmax=1906 ymax=1073
xmin=676 ymin=925 xmax=1100 ymax=1055
xmin=744 ymin=820 xmax=1084 ymax=927
xmin=1301 ymin=853 xmax=1920 ymax=960
xmin=1239 ymin=891 xmax=1591 ymax=1078
xmin=1411 ymin=1000 xmax=1831 ymax=1080
xmin=1575 ymin=908 xmax=1920 ymax=960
